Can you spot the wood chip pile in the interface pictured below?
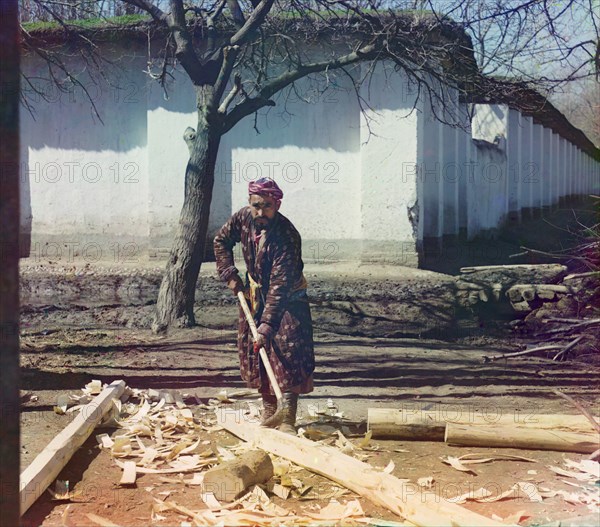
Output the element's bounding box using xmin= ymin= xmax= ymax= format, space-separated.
xmin=25 ymin=381 xmax=600 ymax=527
xmin=88 ymin=386 xmax=391 ymax=526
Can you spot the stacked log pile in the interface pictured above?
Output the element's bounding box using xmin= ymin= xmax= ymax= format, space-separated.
xmin=454 ymin=264 xmax=568 ymax=311
xmin=511 ymin=209 xmax=600 ymax=360
xmin=454 ymin=209 xmax=599 ymax=361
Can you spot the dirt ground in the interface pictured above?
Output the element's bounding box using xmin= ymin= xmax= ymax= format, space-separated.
xmin=16 ymin=198 xmax=600 ymax=527
xmin=20 ymin=324 xmax=600 ymax=527
xmin=18 ymin=220 xmax=600 ymax=527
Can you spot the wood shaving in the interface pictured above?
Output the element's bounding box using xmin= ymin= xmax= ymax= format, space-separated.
xmin=442 ymin=456 xmax=477 ymax=474
xmin=383 ymin=460 xmax=395 ymax=474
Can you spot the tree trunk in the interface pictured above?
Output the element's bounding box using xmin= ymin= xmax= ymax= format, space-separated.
xmin=152 ymin=86 xmax=221 ymax=333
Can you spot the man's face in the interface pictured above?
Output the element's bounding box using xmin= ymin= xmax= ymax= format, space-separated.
xmin=249 ymin=194 xmax=280 ymax=229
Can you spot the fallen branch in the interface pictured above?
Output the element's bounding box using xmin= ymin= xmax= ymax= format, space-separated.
xmin=510 ymin=246 xmax=588 ymax=263
xmin=563 ymin=271 xmax=599 ymax=280
xmin=483 ymin=344 xmax=562 ymax=362
xmin=459 ymin=264 xmax=561 ymax=273
xmin=552 ymin=335 xmax=586 ymax=361
xmin=543 ymin=317 xmax=585 ymax=323
xmin=552 ymin=390 xmax=600 ymax=434
xmin=542 ymin=318 xmax=600 ymax=335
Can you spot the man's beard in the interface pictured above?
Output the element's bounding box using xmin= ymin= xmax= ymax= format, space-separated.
xmin=253 ymin=217 xmax=271 ymax=230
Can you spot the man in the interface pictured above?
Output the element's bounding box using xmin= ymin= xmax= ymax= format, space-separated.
xmin=213 ymin=178 xmax=315 ymax=434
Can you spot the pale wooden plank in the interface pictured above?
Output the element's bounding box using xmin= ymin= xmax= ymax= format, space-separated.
xmin=20 ymin=380 xmax=126 ymax=515
xmin=217 ymin=409 xmax=509 ymax=527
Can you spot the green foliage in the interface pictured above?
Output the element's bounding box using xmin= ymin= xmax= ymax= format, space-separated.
xmin=22 ymin=14 xmax=150 ymax=33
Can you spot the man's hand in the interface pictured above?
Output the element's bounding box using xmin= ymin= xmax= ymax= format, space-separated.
xmin=227 ymin=274 xmax=244 ymax=296
xmin=253 ymin=334 xmax=266 ymax=354
xmin=254 ymin=323 xmax=273 ymax=353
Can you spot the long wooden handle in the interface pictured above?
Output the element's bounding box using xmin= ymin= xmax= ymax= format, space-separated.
xmin=237 ymin=291 xmax=283 ymax=400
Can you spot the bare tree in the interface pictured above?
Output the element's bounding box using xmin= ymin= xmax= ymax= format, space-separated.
xmin=18 ymin=0 xmax=599 ymax=332
xmin=440 ymin=0 xmax=599 ymax=88
xmin=557 ymin=79 xmax=600 ymax=146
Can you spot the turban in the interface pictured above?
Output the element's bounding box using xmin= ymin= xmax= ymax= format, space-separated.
xmin=248 ymin=178 xmax=283 ymax=203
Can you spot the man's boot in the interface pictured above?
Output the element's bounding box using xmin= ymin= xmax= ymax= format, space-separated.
xmin=260 ymin=393 xmax=278 ymax=427
xmin=278 ymin=392 xmax=298 ymax=435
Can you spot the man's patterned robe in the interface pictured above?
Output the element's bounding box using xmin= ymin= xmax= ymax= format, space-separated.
xmin=213 ymin=207 xmax=315 ymax=394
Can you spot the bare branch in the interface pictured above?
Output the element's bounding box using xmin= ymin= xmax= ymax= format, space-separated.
xmin=213 ymin=44 xmax=241 ymax=103
xmin=222 ymin=42 xmax=378 ymax=133
xmin=226 ymin=0 xmax=245 ymax=28
xmin=218 ymin=73 xmax=243 ymax=113
xmin=207 ymin=0 xmax=227 ymax=25
xmin=121 ymin=0 xmax=167 ymax=23
xmin=21 ymin=28 xmax=105 ymax=123
xmin=229 ymin=0 xmax=275 ymax=47
xmin=552 ymin=389 xmax=600 ymax=432
xmin=166 ymin=0 xmax=206 ymax=84
xmin=121 ymin=0 xmax=207 ymax=84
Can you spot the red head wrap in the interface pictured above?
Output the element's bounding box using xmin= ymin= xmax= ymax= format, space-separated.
xmin=248 ymin=178 xmax=283 ymax=204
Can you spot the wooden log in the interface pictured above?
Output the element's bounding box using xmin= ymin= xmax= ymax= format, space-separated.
xmin=506 ymin=284 xmax=570 ymax=303
xmin=218 ymin=409 xmax=508 ymax=527
xmin=20 ymin=380 xmax=126 ymax=515
xmin=202 ymin=449 xmax=274 ymax=502
xmin=368 ymin=408 xmax=599 ymax=440
xmin=368 ymin=413 xmax=446 ymax=441
xmin=445 ymin=423 xmax=600 ymax=454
